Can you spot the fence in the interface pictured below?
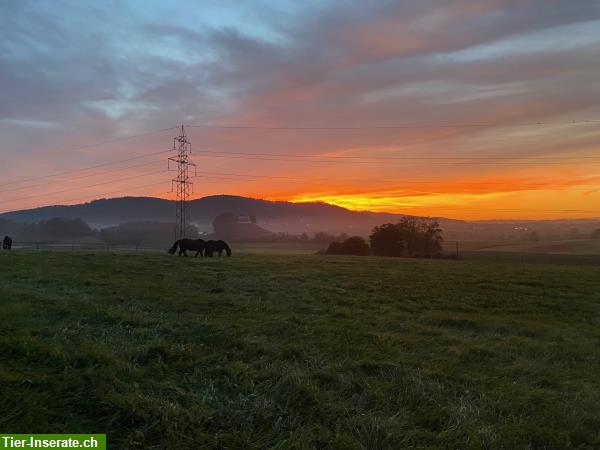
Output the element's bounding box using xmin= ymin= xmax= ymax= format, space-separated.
xmin=12 ymin=242 xmax=167 ymax=253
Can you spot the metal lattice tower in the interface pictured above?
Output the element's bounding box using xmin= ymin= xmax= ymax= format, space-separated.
xmin=168 ymin=125 xmax=196 ymax=241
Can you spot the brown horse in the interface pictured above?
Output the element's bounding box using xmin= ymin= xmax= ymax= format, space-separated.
xmin=168 ymin=238 xmax=206 ymax=257
xmin=204 ymin=240 xmax=232 ymax=257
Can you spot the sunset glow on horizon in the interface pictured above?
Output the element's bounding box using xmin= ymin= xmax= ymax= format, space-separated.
xmin=2 ymin=1 xmax=600 ymax=221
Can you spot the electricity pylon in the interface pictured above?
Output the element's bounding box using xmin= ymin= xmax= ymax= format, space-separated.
xmin=168 ymin=125 xmax=196 ymax=241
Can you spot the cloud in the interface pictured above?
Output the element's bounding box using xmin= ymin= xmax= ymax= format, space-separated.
xmin=1 ymin=0 xmax=600 ymax=217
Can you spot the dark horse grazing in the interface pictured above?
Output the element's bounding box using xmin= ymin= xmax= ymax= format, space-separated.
xmin=204 ymin=240 xmax=232 ymax=257
xmin=168 ymin=238 xmax=206 ymax=257
xmin=2 ymin=236 xmax=12 ymax=250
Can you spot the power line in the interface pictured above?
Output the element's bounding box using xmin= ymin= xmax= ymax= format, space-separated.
xmin=192 ymin=150 xmax=600 ymax=165
xmin=0 ymin=125 xmax=176 ymax=188
xmin=3 ymin=121 xmax=597 ymax=192
xmin=3 ymin=120 xmax=599 ymax=218
xmin=0 ymin=169 xmax=167 ymax=204
xmin=2 ymin=177 xmax=598 ymax=216
xmin=3 ymin=169 xmax=596 ymax=209
xmin=196 ymin=170 xmax=600 ymax=186
xmin=199 ymin=150 xmax=600 ymax=160
xmin=5 ymin=145 xmax=594 ymax=195
xmin=0 ymin=160 xmax=164 ymax=195
xmin=186 ymin=119 xmax=600 ymax=130
xmin=194 ymin=172 xmax=599 ymax=192
xmin=0 ymin=150 xmax=169 ymax=188
xmin=0 ymin=180 xmax=169 ymax=215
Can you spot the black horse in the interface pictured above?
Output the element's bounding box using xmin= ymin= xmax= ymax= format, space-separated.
xmin=2 ymin=236 xmax=12 ymax=250
xmin=204 ymin=240 xmax=232 ymax=257
xmin=168 ymin=238 xmax=206 ymax=257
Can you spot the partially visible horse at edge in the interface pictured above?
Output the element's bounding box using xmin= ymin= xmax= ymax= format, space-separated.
xmin=168 ymin=238 xmax=206 ymax=257
xmin=2 ymin=236 xmax=12 ymax=250
xmin=204 ymin=240 xmax=232 ymax=257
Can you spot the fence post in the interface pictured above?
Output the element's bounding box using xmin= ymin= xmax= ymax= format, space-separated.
xmin=106 ymin=243 xmax=110 ymax=252
xmin=36 ymin=243 xmax=39 ymax=250
xmin=135 ymin=245 xmax=139 ymax=252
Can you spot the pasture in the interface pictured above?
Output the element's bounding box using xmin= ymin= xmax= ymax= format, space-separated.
xmin=459 ymin=238 xmax=600 ymax=256
xmin=448 ymin=239 xmax=600 ymax=266
xmin=1 ymin=251 xmax=600 ymax=449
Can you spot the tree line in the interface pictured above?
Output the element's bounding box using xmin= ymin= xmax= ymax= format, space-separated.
xmin=323 ymin=218 xmax=444 ymax=258
xmin=2 ymin=215 xmax=599 ymax=250
xmin=0 ymin=218 xmax=198 ymax=245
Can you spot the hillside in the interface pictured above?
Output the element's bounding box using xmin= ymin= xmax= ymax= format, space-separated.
xmin=1 ymin=195 xmax=599 ymax=240
xmin=0 ymin=195 xmax=412 ymax=235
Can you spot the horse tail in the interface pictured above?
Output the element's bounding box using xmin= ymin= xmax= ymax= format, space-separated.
xmin=168 ymin=240 xmax=180 ymax=254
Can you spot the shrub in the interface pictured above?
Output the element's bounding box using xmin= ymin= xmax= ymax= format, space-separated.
xmin=325 ymin=236 xmax=371 ymax=256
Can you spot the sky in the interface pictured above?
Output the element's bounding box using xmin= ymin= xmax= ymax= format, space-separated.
xmin=1 ymin=0 xmax=600 ymax=220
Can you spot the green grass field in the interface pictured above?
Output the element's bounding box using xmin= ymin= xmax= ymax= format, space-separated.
xmin=1 ymin=252 xmax=600 ymax=449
